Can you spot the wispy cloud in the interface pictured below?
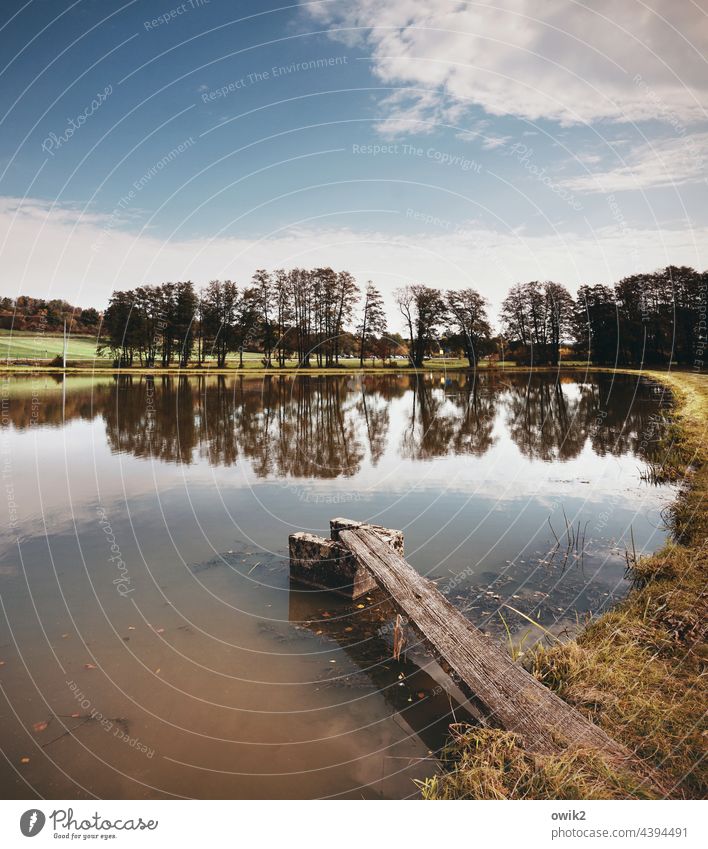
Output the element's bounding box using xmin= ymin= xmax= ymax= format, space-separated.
xmin=562 ymin=132 xmax=708 ymax=192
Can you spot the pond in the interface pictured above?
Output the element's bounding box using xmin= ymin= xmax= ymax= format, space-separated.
xmin=0 ymin=370 xmax=675 ymax=799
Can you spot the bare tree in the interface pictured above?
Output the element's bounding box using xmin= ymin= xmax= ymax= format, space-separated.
xmin=395 ymin=284 xmax=447 ymax=367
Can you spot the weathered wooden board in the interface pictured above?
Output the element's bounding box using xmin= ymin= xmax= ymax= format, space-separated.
xmin=330 ymin=518 xmax=404 ymax=555
xmin=338 ymin=525 xmax=668 ymax=792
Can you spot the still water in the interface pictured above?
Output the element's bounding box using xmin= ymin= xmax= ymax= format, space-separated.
xmin=0 ymin=370 xmax=674 ymax=799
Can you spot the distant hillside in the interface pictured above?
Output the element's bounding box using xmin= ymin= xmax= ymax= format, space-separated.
xmin=0 ymin=295 xmax=100 ymax=334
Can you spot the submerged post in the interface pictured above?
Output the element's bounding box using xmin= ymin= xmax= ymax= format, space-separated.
xmin=288 ymin=517 xmax=403 ymax=599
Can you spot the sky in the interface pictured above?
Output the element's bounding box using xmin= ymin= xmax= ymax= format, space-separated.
xmin=0 ymin=0 xmax=706 ymax=326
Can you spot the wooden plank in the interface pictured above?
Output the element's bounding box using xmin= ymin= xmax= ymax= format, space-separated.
xmin=330 ymin=518 xmax=404 ymax=555
xmin=339 ymin=525 xmax=668 ymax=792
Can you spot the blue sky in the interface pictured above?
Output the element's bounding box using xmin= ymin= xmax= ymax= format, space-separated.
xmin=1 ymin=0 xmax=706 ymax=319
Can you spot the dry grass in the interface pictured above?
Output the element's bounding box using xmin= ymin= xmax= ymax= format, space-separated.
xmin=418 ymin=727 xmax=658 ymax=800
xmin=423 ymin=370 xmax=708 ymax=800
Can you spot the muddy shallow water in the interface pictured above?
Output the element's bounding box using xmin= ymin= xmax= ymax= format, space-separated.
xmin=0 ymin=370 xmax=674 ymax=798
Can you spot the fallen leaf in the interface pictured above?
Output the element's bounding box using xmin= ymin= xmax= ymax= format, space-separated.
xmin=128 ymin=626 xmax=136 ymax=631
xmin=156 ymin=628 xmax=165 ymax=634
xmin=61 ymin=634 xmax=69 ymax=639
xmin=417 ymin=691 xmax=426 ymax=699
xmin=344 ymin=626 xmax=353 ymax=632
xmin=20 ymin=757 xmax=30 ymax=764
xmin=71 ymin=713 xmax=80 ymax=718
xmin=32 ymin=721 xmax=48 ymax=733
xmin=321 ymin=612 xmax=331 ymax=618
xmin=83 ymin=663 xmax=96 ymax=670
xmin=356 ymin=604 xmax=365 ymax=609
xmin=155 ymin=668 xmax=161 ymax=674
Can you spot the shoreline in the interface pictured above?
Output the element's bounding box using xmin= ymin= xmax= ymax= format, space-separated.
xmin=422 ymin=368 xmax=707 ymax=799
xmin=0 ymin=362 xmax=696 ymax=377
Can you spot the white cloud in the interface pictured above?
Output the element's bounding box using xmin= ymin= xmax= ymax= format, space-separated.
xmin=481 ymin=135 xmax=511 ymax=150
xmin=0 ymin=196 xmax=705 ymax=325
xmin=306 ymin=0 xmax=708 ymax=126
xmin=562 ymin=132 xmax=708 ymax=192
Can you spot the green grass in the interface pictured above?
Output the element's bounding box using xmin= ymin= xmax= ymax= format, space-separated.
xmin=0 ymin=329 xmax=106 ymax=360
xmin=0 ymin=334 xmax=490 ymax=371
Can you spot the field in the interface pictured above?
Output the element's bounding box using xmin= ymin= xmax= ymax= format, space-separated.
xmin=0 ymin=330 xmax=105 ymax=360
xmin=0 ymin=331 xmax=482 ymax=370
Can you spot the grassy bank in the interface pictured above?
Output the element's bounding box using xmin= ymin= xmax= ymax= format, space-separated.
xmin=422 ymin=370 xmax=707 ymax=800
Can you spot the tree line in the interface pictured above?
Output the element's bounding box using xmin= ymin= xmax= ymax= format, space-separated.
xmin=396 ymin=266 xmax=705 ymax=368
xmin=100 ymin=269 xmax=401 ymax=368
xmin=0 ymin=295 xmax=100 ymax=333
xmin=8 ymin=264 xmax=705 ymax=368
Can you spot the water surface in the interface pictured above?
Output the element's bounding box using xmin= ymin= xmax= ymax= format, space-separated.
xmin=0 ymin=370 xmax=674 ymax=798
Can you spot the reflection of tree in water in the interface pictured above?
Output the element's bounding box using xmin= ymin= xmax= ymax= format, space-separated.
xmin=503 ymin=372 xmax=668 ymax=462
xmin=504 ymin=376 xmax=587 ymax=462
xmin=586 ymin=374 xmax=668 ymax=463
xmin=356 ymin=376 xmax=392 ymax=466
xmin=198 ymin=376 xmax=239 ymax=467
xmin=103 ymin=376 xmax=196 ymax=464
xmin=288 ymin=377 xmax=364 ymax=477
xmin=401 ymin=373 xmax=497 ymax=460
xmin=6 ymin=371 xmax=670 ymax=475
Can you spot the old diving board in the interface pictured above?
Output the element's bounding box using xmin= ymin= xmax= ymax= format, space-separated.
xmin=288 ymin=519 xmax=669 ymax=794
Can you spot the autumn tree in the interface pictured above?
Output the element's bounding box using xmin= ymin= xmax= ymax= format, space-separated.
xmin=446 ymin=288 xmax=492 ymax=367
